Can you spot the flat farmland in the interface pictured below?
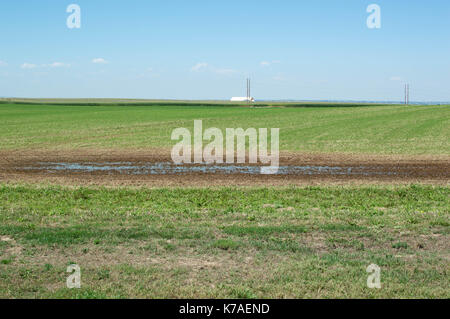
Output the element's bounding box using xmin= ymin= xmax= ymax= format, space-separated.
xmin=0 ymin=185 xmax=448 ymax=298
xmin=0 ymin=101 xmax=448 ymax=298
xmin=0 ymin=102 xmax=449 ymax=155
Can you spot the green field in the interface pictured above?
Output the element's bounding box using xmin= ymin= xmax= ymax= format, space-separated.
xmin=0 ymin=185 xmax=448 ymax=298
xmin=1 ymin=102 xmax=449 ymax=155
xmin=0 ymin=101 xmax=448 ymax=299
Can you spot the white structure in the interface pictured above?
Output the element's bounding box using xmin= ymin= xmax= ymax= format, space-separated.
xmin=231 ymin=97 xmax=255 ymax=102
xmin=231 ymin=78 xmax=255 ymax=103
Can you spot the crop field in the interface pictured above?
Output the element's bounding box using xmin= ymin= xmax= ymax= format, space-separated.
xmin=0 ymin=102 xmax=449 ymax=154
xmin=0 ymin=101 xmax=449 ymax=298
xmin=0 ymin=185 xmax=448 ymax=298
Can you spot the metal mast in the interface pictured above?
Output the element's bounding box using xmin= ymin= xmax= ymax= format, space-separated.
xmin=246 ymin=78 xmax=250 ymax=106
xmin=249 ymin=78 xmax=251 ymax=104
xmin=404 ymin=83 xmax=410 ymax=105
xmin=407 ymin=84 xmax=410 ymax=105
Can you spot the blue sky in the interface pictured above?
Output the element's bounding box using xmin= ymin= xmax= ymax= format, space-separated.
xmin=0 ymin=0 xmax=449 ymax=101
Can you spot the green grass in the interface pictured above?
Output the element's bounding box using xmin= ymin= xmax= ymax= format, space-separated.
xmin=211 ymin=239 xmax=241 ymax=250
xmin=0 ymin=184 xmax=448 ymax=298
xmin=0 ymin=103 xmax=449 ymax=154
xmin=0 ymin=101 xmax=448 ymax=298
xmin=223 ymin=225 xmax=308 ymax=236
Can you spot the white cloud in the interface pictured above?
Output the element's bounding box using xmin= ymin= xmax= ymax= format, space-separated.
xmin=48 ymin=62 xmax=70 ymax=68
xmin=0 ymin=60 xmax=7 ymax=67
xmin=261 ymin=60 xmax=280 ymax=67
xmin=191 ymin=62 xmax=208 ymax=72
xmin=92 ymin=58 xmax=108 ymax=64
xmin=21 ymin=62 xmax=71 ymax=69
xmin=21 ymin=63 xmax=38 ymax=69
xmin=390 ymin=76 xmax=402 ymax=81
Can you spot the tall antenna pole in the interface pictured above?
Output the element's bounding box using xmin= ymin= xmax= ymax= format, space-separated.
xmin=407 ymin=84 xmax=410 ymax=105
xmin=246 ymin=78 xmax=249 ymax=106
xmin=247 ymin=78 xmax=250 ymax=106
xmin=404 ymin=83 xmax=410 ymax=105
xmin=404 ymin=84 xmax=407 ymax=105
xmin=249 ymin=78 xmax=251 ymax=103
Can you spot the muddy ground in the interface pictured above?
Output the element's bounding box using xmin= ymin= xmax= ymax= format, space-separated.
xmin=1 ymin=150 xmax=449 ymax=186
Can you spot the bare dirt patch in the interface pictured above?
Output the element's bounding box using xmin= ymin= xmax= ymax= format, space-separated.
xmin=1 ymin=149 xmax=449 ymax=187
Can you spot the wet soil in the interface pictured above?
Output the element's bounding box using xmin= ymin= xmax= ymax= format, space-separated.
xmin=1 ymin=150 xmax=449 ymax=186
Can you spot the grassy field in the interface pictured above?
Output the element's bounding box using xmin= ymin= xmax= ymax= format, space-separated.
xmin=0 ymin=101 xmax=448 ymax=299
xmin=0 ymin=102 xmax=449 ymax=155
xmin=0 ymin=184 xmax=448 ymax=298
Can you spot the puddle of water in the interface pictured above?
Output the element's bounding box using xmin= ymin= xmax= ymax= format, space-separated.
xmin=22 ymin=162 xmax=398 ymax=176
